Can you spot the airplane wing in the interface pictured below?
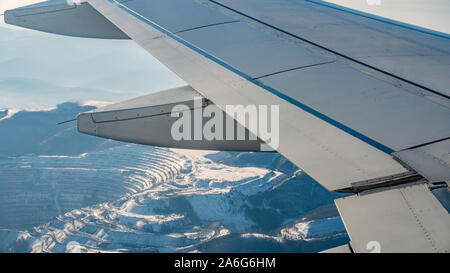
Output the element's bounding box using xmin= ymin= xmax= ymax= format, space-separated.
xmin=5 ymin=0 xmax=450 ymax=252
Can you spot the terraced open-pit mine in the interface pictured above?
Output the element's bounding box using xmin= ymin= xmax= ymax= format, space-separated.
xmin=0 ymin=103 xmax=349 ymax=252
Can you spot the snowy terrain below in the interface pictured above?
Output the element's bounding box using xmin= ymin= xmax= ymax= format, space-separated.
xmin=0 ymin=103 xmax=349 ymax=253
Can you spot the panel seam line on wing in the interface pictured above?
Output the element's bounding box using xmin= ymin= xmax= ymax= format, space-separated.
xmin=174 ymin=20 xmax=240 ymax=34
xmin=399 ymin=187 xmax=438 ymax=252
xmin=400 ymin=137 xmax=450 ymax=151
xmin=253 ymin=61 xmax=335 ymax=80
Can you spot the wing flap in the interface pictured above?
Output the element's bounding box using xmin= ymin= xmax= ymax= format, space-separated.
xmin=336 ymin=184 xmax=450 ymax=253
xmin=394 ymin=139 xmax=450 ymax=183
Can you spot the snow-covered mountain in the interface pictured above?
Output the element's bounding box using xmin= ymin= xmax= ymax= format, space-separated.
xmin=0 ymin=103 xmax=349 ymax=253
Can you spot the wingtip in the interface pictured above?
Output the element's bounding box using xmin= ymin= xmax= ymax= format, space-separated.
xmin=3 ymin=9 xmax=15 ymax=26
xmin=77 ymin=113 xmax=97 ymax=136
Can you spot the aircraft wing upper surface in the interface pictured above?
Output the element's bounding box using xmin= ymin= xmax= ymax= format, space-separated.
xmin=80 ymin=0 xmax=450 ymax=191
xmin=5 ymin=0 xmax=450 ymax=252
